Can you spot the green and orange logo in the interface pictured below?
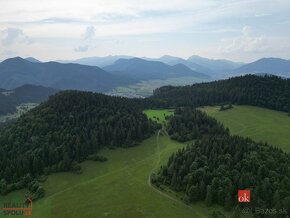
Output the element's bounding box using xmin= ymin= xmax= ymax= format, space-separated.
xmin=1 ymin=197 xmax=32 ymax=216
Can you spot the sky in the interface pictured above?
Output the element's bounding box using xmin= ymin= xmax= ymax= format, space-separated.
xmin=0 ymin=0 xmax=290 ymax=62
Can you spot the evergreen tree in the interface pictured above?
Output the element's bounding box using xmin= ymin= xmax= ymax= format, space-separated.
xmin=231 ymin=206 xmax=241 ymax=218
xmin=206 ymin=185 xmax=213 ymax=206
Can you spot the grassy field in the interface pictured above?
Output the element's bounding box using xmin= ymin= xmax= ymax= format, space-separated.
xmin=144 ymin=109 xmax=174 ymax=124
xmin=0 ymin=109 xmax=232 ymax=218
xmin=200 ymin=105 xmax=290 ymax=153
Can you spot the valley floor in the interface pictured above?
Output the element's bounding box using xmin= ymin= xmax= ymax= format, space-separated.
xmin=108 ymin=77 xmax=209 ymax=98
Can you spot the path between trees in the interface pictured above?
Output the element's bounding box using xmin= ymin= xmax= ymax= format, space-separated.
xmin=44 ymin=128 xmax=204 ymax=217
xmin=147 ymin=129 xmax=203 ymax=215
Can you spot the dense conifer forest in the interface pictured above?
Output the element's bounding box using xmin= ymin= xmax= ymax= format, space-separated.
xmin=152 ymin=108 xmax=290 ymax=214
xmin=0 ymin=91 xmax=158 ymax=197
xmin=151 ymin=75 xmax=290 ymax=113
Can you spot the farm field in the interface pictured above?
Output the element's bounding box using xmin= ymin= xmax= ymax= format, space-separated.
xmin=200 ymin=105 xmax=290 ymax=153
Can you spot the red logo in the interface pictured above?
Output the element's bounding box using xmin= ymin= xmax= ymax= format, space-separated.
xmin=238 ymin=190 xmax=250 ymax=202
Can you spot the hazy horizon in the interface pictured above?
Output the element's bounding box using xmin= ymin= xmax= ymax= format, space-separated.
xmin=1 ymin=0 xmax=290 ymax=62
xmin=2 ymin=54 xmax=290 ymax=64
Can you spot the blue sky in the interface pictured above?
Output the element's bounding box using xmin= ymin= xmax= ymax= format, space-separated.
xmin=0 ymin=0 xmax=289 ymax=62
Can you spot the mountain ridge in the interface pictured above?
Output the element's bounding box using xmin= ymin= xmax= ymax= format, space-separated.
xmin=103 ymin=57 xmax=210 ymax=81
xmin=0 ymin=57 xmax=134 ymax=92
xmin=232 ymin=57 xmax=290 ymax=77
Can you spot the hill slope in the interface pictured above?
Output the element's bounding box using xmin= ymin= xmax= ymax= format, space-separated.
xmin=0 ymin=57 xmax=134 ymax=92
xmin=0 ymin=130 xmax=227 ymax=218
xmin=0 ymin=84 xmax=58 ymax=115
xmin=201 ymin=105 xmax=290 ymax=152
xmin=25 ymin=57 xmax=41 ymax=63
xmin=233 ymin=58 xmax=290 ymax=77
xmin=0 ymin=91 xmax=156 ymax=195
xmin=152 ymin=107 xmax=289 ymax=213
xmin=151 ymin=74 xmax=290 ymax=112
xmin=103 ymin=58 xmax=209 ymax=81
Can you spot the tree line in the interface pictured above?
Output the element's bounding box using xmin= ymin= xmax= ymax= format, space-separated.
xmin=152 ymin=108 xmax=290 ymax=216
xmin=149 ymin=75 xmax=290 ymax=113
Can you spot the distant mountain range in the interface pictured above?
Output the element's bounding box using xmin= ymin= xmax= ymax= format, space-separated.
xmin=1 ymin=56 xmax=289 ymax=99
xmin=0 ymin=57 xmax=134 ymax=92
xmin=57 ymin=55 xmax=133 ymax=67
xmin=145 ymin=55 xmax=214 ymax=75
xmin=0 ymin=57 xmax=209 ymax=95
xmin=58 ymin=55 xmax=290 ymax=79
xmin=188 ymin=55 xmax=244 ymax=73
xmin=103 ymin=58 xmax=209 ymax=81
xmin=150 ymin=55 xmax=244 ymax=77
xmin=59 ymin=55 xmax=244 ymax=77
xmin=232 ymin=58 xmax=290 ymax=77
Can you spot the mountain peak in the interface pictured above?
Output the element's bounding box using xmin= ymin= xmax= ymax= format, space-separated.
xmin=233 ymin=57 xmax=290 ymax=76
xmin=257 ymin=57 xmax=287 ymax=62
xmin=1 ymin=57 xmax=29 ymax=65
xmin=25 ymin=57 xmax=41 ymax=63
xmin=2 ymin=56 xmax=25 ymax=62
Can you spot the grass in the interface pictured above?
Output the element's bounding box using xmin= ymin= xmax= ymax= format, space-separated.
xmin=0 ymin=109 xmax=231 ymax=218
xmin=143 ymin=109 xmax=174 ymax=124
xmin=200 ymin=105 xmax=290 ymax=153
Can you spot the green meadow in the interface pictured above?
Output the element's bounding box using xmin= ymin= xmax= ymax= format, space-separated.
xmin=0 ymin=109 xmax=232 ymax=218
xmin=200 ymin=105 xmax=290 ymax=153
xmin=144 ymin=109 xmax=174 ymax=124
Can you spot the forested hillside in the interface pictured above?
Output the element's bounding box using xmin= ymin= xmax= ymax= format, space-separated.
xmin=152 ymin=108 xmax=290 ymax=212
xmin=0 ymin=85 xmax=58 ymax=115
xmin=0 ymin=91 xmax=158 ymax=196
xmin=152 ymin=75 xmax=290 ymax=112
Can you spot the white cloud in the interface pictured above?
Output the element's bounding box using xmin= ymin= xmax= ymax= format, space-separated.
xmin=82 ymin=26 xmax=95 ymax=39
xmin=201 ymin=25 xmax=290 ymax=61
xmin=1 ymin=28 xmax=32 ymax=46
xmin=0 ymin=0 xmax=289 ymax=61
xmin=74 ymin=45 xmax=89 ymax=52
xmin=74 ymin=25 xmax=96 ymax=52
xmin=241 ymin=26 xmax=251 ymax=37
xmin=217 ymin=25 xmax=290 ymax=54
xmin=254 ymin=13 xmax=272 ymax=17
